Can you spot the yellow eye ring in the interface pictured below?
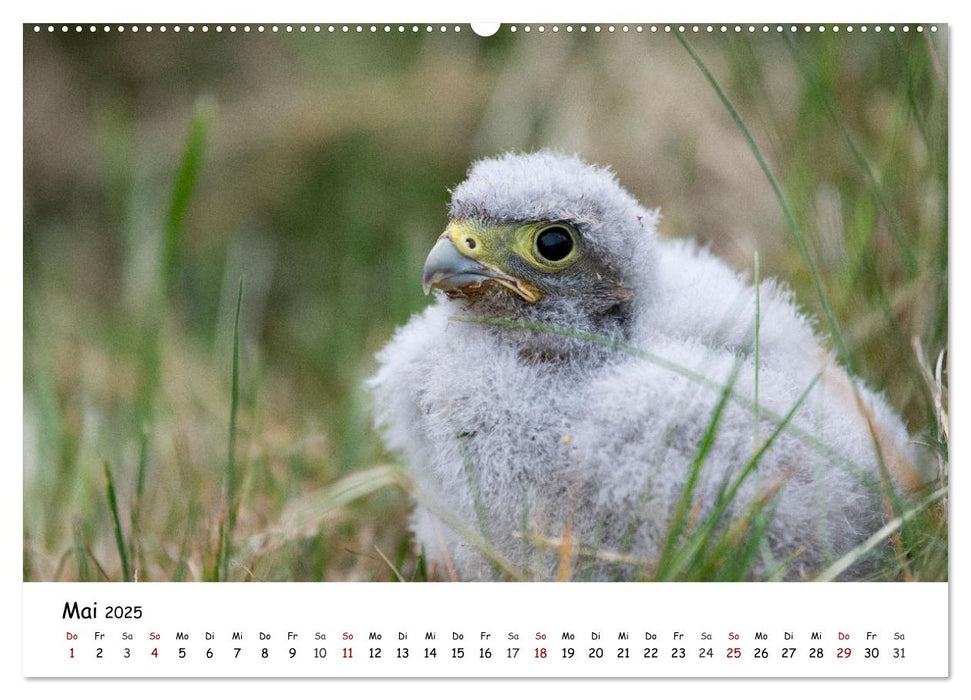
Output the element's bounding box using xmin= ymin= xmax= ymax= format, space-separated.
xmin=532 ymin=223 xmax=578 ymax=268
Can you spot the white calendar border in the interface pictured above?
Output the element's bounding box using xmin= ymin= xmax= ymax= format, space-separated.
xmin=6 ymin=0 xmax=963 ymax=695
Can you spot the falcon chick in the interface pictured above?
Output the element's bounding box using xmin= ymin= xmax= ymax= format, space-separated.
xmin=369 ymin=151 xmax=921 ymax=581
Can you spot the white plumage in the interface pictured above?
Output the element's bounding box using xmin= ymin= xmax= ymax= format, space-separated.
xmin=369 ymin=151 xmax=920 ymax=581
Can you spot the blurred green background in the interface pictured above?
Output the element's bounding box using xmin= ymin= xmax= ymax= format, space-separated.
xmin=23 ymin=24 xmax=947 ymax=581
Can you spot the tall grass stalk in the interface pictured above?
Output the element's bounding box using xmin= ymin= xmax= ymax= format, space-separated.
xmin=655 ymin=362 xmax=741 ymax=578
xmin=103 ymin=460 xmax=131 ymax=581
xmin=72 ymin=523 xmax=91 ymax=582
xmin=781 ymin=33 xmax=917 ymax=278
xmin=816 ymin=485 xmax=947 ymax=581
xmin=675 ymin=31 xmax=852 ymax=372
xmin=753 ymin=252 xmax=761 ymax=445
xmin=664 ymin=374 xmax=820 ymax=580
xmin=128 ymin=430 xmax=149 ymax=576
xmin=219 ymin=280 xmax=243 ymax=581
xmin=173 ymin=505 xmax=199 ymax=582
xmin=162 ymin=98 xmax=214 ymax=294
xmin=133 ymin=99 xmax=213 ymax=426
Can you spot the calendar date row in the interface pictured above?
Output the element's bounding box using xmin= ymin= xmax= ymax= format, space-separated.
xmin=66 ymin=644 xmax=909 ymax=661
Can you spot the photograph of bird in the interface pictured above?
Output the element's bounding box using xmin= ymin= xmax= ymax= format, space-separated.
xmin=22 ymin=22 xmax=945 ymax=587
xmin=369 ymin=150 xmax=925 ymax=582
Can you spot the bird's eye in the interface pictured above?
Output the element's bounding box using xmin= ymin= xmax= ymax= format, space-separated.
xmin=535 ymin=226 xmax=574 ymax=263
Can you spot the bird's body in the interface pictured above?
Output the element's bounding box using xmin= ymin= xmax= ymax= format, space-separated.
xmin=369 ymin=151 xmax=920 ymax=581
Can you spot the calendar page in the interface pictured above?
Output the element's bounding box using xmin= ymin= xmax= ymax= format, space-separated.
xmin=21 ymin=16 xmax=950 ymax=683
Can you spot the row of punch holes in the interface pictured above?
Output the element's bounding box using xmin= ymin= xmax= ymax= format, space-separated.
xmin=33 ymin=24 xmax=939 ymax=36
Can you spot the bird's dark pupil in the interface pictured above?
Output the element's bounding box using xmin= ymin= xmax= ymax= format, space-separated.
xmin=536 ymin=228 xmax=573 ymax=261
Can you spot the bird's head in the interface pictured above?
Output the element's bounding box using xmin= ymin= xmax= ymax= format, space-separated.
xmin=423 ymin=151 xmax=660 ymax=342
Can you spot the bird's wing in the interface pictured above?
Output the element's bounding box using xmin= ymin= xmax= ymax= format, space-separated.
xmin=647 ymin=238 xmax=822 ymax=381
xmin=569 ymin=339 xmax=898 ymax=572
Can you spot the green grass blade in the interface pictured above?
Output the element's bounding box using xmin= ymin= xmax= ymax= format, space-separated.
xmin=74 ymin=521 xmax=110 ymax=581
xmin=661 ymin=373 xmax=820 ymax=580
xmin=816 ymin=485 xmax=947 ymax=581
xmin=697 ymin=498 xmax=778 ymax=581
xmin=135 ymin=429 xmax=149 ymax=503
xmin=172 ymin=508 xmax=196 ymax=582
xmin=221 ymin=279 xmax=243 ymax=581
xmin=210 ymin=518 xmax=225 ymax=582
xmin=128 ymin=429 xmax=149 ymax=570
xmin=103 ymin=460 xmax=131 ymax=581
xmin=710 ymin=374 xmax=820 ymax=526
xmin=72 ymin=522 xmax=91 ymax=581
xmin=416 ymin=547 xmax=428 ymax=582
xmin=753 ymin=252 xmax=761 ymax=446
xmin=893 ymin=35 xmax=937 ymax=172
xmin=675 ymin=31 xmax=852 ymax=372
xmin=271 ymin=465 xmax=405 ymax=539
xmin=656 ymin=361 xmax=741 ymax=580
xmin=782 ymin=33 xmax=917 ymax=278
xmin=162 ymin=97 xmax=214 ymax=293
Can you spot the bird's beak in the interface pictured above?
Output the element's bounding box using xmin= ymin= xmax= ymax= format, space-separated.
xmin=422 ymin=228 xmax=543 ymax=303
xmin=422 ymin=236 xmax=492 ymax=294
